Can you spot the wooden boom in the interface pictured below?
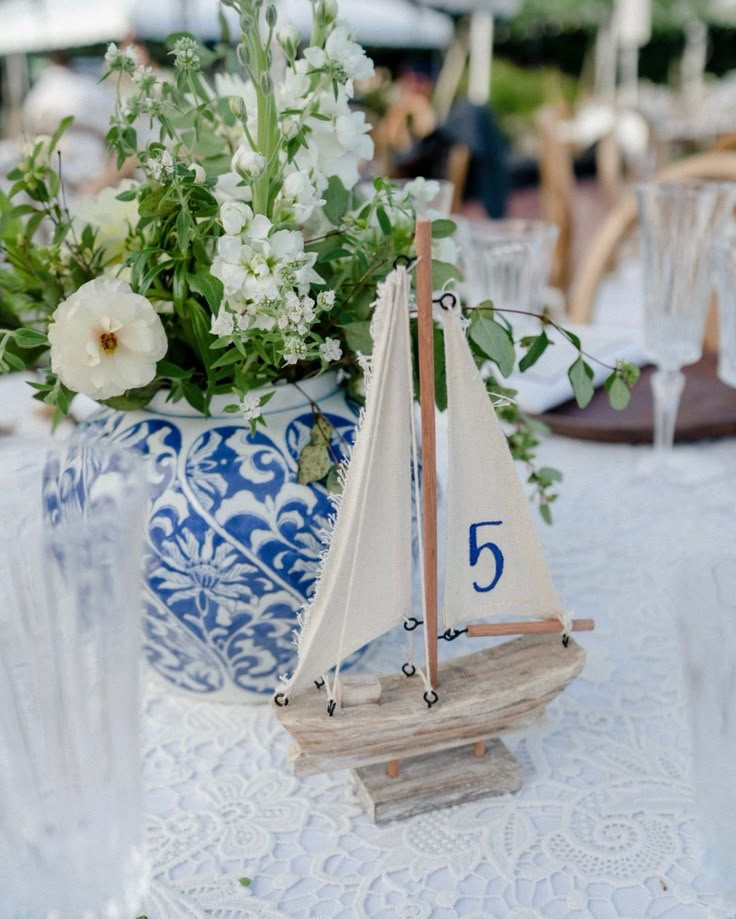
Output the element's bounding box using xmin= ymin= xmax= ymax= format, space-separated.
xmin=466 ymin=618 xmax=595 ymax=638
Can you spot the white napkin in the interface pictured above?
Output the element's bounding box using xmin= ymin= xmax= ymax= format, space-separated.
xmin=505 ymin=323 xmax=647 ymax=415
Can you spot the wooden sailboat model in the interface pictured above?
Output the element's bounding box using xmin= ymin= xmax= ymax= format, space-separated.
xmin=274 ymin=219 xmax=594 ymax=823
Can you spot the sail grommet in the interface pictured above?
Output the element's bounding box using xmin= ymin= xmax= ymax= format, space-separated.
xmin=433 ymin=291 xmax=459 ymax=313
xmin=561 ymin=633 xmax=570 ymax=648
xmin=403 ymin=617 xmax=423 ymax=632
xmin=402 ymin=663 xmax=417 ymax=677
xmin=327 ymin=699 xmax=337 ymax=716
xmin=393 ymin=254 xmax=417 ymax=271
xmin=314 ymin=677 xmax=325 ymax=689
xmin=274 ymin=693 xmax=289 ymax=707
xmin=423 ymin=690 xmax=439 ymax=708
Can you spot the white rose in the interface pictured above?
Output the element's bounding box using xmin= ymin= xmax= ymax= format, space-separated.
xmin=231 ymin=145 xmax=266 ymax=179
xmin=70 ymin=181 xmax=139 ymax=262
xmin=48 ymin=278 xmax=167 ymax=400
xmin=220 ymin=200 xmax=253 ymax=235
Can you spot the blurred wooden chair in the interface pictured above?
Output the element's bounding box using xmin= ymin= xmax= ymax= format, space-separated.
xmin=568 ymin=151 xmax=736 ymax=330
xmin=536 ymin=104 xmax=576 ymax=291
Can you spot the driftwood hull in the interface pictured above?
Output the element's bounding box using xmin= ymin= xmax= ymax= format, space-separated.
xmin=275 ymin=634 xmax=585 ymax=776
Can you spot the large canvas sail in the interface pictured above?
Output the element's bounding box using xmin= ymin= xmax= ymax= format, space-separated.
xmin=283 ymin=269 xmax=415 ymax=697
xmin=441 ymin=307 xmax=567 ymax=630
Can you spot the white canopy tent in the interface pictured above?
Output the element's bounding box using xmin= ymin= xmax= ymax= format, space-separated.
xmin=0 ymin=0 xmax=454 ymax=53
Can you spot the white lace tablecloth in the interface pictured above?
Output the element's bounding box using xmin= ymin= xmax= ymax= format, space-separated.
xmin=3 ymin=374 xmax=736 ymax=918
xmin=139 ymin=434 xmax=736 ymax=919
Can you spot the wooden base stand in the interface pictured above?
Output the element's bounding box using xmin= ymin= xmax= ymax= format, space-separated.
xmin=352 ymin=739 xmax=522 ymax=825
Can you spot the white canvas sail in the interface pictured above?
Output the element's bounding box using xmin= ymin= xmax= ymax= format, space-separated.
xmin=283 ymin=269 xmax=415 ymax=697
xmin=441 ymin=306 xmax=567 ymax=630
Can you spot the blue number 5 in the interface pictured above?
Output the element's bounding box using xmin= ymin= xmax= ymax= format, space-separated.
xmin=469 ymin=521 xmax=504 ymax=593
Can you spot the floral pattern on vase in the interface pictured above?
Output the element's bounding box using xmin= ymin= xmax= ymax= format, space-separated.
xmin=74 ymin=373 xmax=359 ymax=701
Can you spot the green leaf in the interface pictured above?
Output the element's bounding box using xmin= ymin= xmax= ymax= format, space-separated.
xmin=210 ymin=347 xmax=243 ymax=369
xmin=156 ymin=360 xmax=192 ymax=380
xmin=431 ymin=260 xmax=461 ymax=290
xmin=188 ymin=271 xmax=223 ymax=311
xmin=604 ymin=373 xmax=632 ymax=410
xmin=103 ymin=382 xmax=159 ymax=411
xmin=238 ymin=877 xmax=252 ymax=887
xmin=376 ymin=206 xmax=391 ymax=236
xmin=343 ymin=320 xmax=373 ymax=355
xmin=309 ymin=412 xmax=334 ymax=446
xmin=431 ymin=219 xmax=456 ymax=239
xmin=12 ymin=328 xmax=48 ymax=349
xmin=539 ymin=503 xmax=553 ymax=526
xmin=568 ymin=357 xmax=595 ymax=408
xmin=297 ymin=444 xmax=331 ymax=484
xmin=176 ymin=208 xmax=192 ymax=253
xmin=49 ymin=115 xmax=74 ymax=154
xmin=323 ymin=175 xmax=349 ymax=226
xmin=469 ymin=313 xmax=515 ymax=378
xmin=518 ymin=331 xmax=551 ymax=373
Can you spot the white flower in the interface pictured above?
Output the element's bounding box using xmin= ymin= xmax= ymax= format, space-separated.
xmin=232 ymin=145 xmax=266 ymax=179
xmin=277 ymin=20 xmax=301 ymax=58
xmin=214 ymin=171 xmax=252 ymax=204
xmin=147 ymin=150 xmax=174 ymax=184
xmin=189 ymin=163 xmax=206 ymax=183
xmin=48 ymin=278 xmax=167 ymax=400
xmin=239 ymin=392 xmax=263 ymax=424
xmin=277 ymin=169 xmax=324 ymax=224
xmin=132 ymin=65 xmax=156 ymax=92
xmin=304 ymin=26 xmax=373 ymax=89
xmin=171 ymin=36 xmax=200 ymax=72
xmin=320 ymin=337 xmax=342 ymax=362
xmin=283 ymin=337 xmax=307 ymax=365
xmin=105 ymin=42 xmax=138 ymax=73
xmin=220 ymin=201 xmax=253 ymax=235
xmin=211 ymin=310 xmax=235 ymax=336
xmin=404 ymin=177 xmax=440 ymax=206
xmin=336 ymin=109 xmax=373 ymax=160
xmin=317 ymin=290 xmax=335 ymax=310
xmin=70 ymin=181 xmax=139 ymax=262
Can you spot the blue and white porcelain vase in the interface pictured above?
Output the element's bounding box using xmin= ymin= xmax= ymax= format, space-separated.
xmin=75 ymin=373 xmax=358 ymax=702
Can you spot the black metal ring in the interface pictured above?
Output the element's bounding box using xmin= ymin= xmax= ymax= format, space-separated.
xmin=433 ymin=291 xmax=458 ymax=311
xmin=274 ymin=693 xmax=288 ymax=707
xmin=402 ymin=662 xmax=416 ymax=677
xmin=403 ymin=617 xmax=423 ymax=632
xmin=327 ymin=698 xmax=337 ymax=716
xmin=562 ymin=633 xmax=570 ymax=648
xmin=314 ymin=677 xmax=325 ymax=689
xmin=423 ymin=690 xmax=439 ymax=708
xmin=393 ymin=254 xmax=416 ymax=270
xmin=440 ymin=627 xmax=467 ymax=642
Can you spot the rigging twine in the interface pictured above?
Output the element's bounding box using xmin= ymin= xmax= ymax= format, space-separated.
xmin=326 ymin=269 xmax=405 ymax=708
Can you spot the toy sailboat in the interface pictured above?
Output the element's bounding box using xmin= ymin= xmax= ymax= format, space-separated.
xmin=274 ymin=219 xmax=593 ymax=823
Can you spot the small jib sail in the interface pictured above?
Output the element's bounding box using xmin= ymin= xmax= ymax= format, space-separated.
xmin=440 ymin=303 xmax=569 ymax=633
xmin=281 ymin=268 xmax=417 ymax=699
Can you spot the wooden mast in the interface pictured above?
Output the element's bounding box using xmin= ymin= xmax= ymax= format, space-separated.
xmin=415 ymin=218 xmax=439 ymax=688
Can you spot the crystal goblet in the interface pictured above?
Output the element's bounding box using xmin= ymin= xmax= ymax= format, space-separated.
xmin=636 ymin=181 xmax=735 ymax=454
xmin=0 ymin=444 xmax=149 ymax=919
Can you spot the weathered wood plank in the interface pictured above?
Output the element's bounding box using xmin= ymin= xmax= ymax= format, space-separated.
xmin=466 ymin=618 xmax=595 ymax=638
xmin=275 ymin=634 xmax=586 ymax=776
xmin=353 ymin=739 xmax=523 ymax=824
xmin=339 ymin=674 xmax=382 ymax=707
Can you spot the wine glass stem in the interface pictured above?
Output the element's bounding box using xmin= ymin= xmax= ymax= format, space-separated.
xmin=651 ymin=368 xmax=686 ymax=452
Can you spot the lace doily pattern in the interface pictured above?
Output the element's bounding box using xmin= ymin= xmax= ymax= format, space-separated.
xmin=141 ymin=437 xmax=736 ymax=918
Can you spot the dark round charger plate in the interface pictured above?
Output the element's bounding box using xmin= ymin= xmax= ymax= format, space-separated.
xmin=535 ymin=351 xmax=736 ymax=444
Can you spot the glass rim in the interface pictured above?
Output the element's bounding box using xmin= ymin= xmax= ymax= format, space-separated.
xmin=635 ymin=179 xmax=736 ymax=196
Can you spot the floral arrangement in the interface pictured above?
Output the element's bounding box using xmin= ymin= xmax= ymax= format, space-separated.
xmin=0 ymin=0 xmax=638 ymax=519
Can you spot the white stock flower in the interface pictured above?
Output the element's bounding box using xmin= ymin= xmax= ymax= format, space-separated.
xmin=70 ymin=181 xmax=139 ymax=262
xmin=214 ymin=171 xmax=252 ymax=204
xmin=317 ymin=290 xmax=335 ymax=310
xmin=232 ymin=145 xmax=266 ymax=179
xmin=148 ymin=150 xmax=174 ymax=184
xmin=304 ymin=25 xmax=374 ymax=89
xmin=48 ymin=278 xmax=167 ymax=400
xmin=220 ymin=201 xmax=253 ymax=235
xmin=319 ymin=337 xmax=342 ymax=362
xmin=278 ymin=169 xmax=324 ymax=223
